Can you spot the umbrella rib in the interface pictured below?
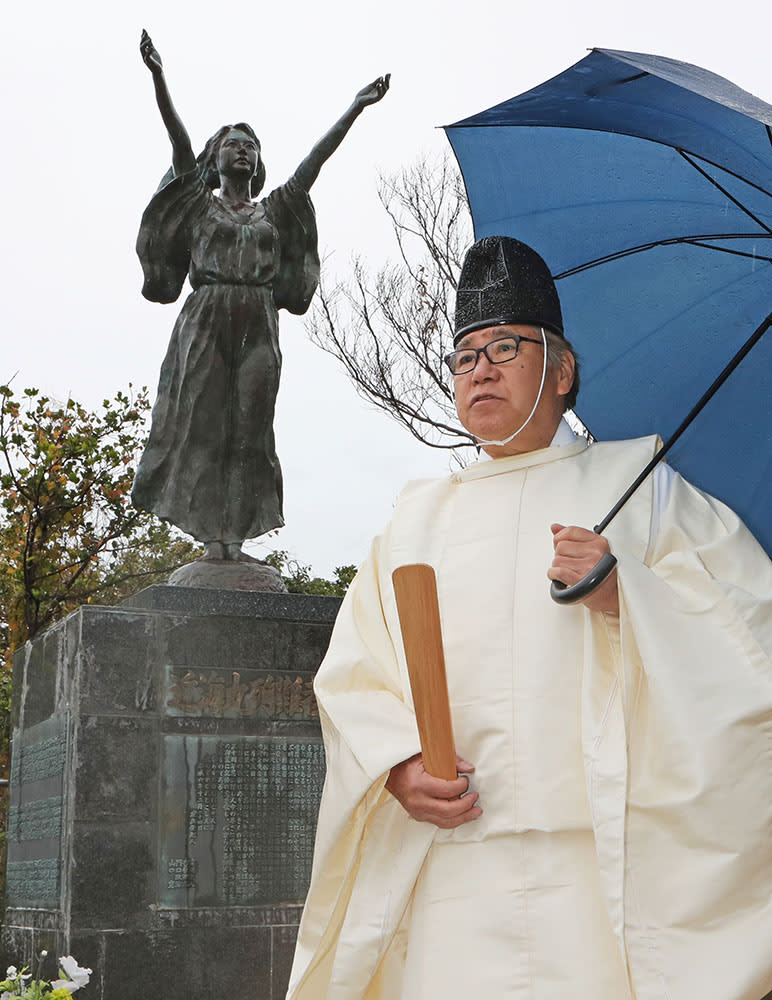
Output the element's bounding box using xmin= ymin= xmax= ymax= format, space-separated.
xmin=683 ymin=240 xmax=772 ymax=263
xmin=585 ymin=71 xmax=649 ymax=97
xmin=678 ymin=150 xmax=772 ymax=234
xmin=555 ymin=233 xmax=772 ymax=278
xmin=595 ymin=306 xmax=772 ymax=536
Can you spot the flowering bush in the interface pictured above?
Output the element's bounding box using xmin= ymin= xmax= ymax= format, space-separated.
xmin=0 ymin=954 xmax=91 ymax=997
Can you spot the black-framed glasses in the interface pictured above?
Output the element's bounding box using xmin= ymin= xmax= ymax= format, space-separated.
xmin=444 ymin=334 xmax=543 ymax=376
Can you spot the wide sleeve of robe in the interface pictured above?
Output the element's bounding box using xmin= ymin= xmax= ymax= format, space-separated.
xmin=262 ymin=176 xmax=319 ymax=315
xmin=287 ymin=523 xmax=438 ymax=999
xmin=590 ymin=473 xmax=772 ymax=1000
xmin=136 ymin=168 xmax=211 ymax=304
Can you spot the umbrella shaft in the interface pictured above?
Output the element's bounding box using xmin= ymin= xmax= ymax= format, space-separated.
xmin=595 ymin=308 xmax=772 ymax=536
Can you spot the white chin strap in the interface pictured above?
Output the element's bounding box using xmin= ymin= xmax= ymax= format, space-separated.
xmin=475 ymin=326 xmax=548 ymax=447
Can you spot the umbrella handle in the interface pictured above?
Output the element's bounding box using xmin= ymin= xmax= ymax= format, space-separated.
xmin=550 ymin=552 xmax=618 ymax=605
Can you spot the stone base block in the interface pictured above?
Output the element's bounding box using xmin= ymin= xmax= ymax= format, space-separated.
xmin=1 ymin=586 xmax=339 ymax=998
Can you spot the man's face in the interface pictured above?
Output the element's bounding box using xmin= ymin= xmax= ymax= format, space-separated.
xmin=452 ymin=324 xmax=573 ymax=455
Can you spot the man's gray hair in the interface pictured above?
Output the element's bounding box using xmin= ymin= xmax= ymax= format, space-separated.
xmin=533 ymin=327 xmax=580 ymax=413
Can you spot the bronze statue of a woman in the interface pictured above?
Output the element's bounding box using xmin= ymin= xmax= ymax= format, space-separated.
xmin=132 ymin=30 xmax=389 ymax=563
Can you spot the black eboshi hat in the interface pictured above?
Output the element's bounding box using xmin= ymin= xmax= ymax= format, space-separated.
xmin=454 ymin=236 xmax=564 ymax=344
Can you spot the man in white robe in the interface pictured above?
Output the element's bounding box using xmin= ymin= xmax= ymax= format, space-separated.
xmin=287 ymin=237 xmax=772 ymax=1000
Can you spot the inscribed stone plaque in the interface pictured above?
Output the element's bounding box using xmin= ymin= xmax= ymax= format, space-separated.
xmin=160 ymin=735 xmax=325 ymax=907
xmin=6 ymin=715 xmax=67 ymax=907
xmin=165 ymin=666 xmax=318 ymax=721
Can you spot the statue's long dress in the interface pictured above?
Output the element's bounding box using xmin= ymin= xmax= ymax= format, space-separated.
xmin=133 ymin=169 xmax=318 ymax=542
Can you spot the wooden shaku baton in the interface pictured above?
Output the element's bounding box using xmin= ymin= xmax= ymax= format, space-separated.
xmin=392 ymin=563 xmax=457 ymax=781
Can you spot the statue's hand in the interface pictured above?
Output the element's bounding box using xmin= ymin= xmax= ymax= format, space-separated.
xmin=355 ymin=74 xmax=390 ymax=109
xmin=140 ymin=29 xmax=163 ymax=75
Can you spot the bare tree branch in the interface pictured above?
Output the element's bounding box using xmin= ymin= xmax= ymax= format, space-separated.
xmin=306 ymin=153 xmax=476 ymax=454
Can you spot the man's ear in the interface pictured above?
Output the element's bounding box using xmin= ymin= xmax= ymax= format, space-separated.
xmin=556 ymin=350 xmax=575 ymax=398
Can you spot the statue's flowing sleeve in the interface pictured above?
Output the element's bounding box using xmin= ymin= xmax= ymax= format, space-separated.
xmin=262 ymin=176 xmax=320 ymax=315
xmin=136 ymin=168 xmax=210 ymax=304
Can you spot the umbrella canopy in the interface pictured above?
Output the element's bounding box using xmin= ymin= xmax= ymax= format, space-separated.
xmin=445 ymin=49 xmax=772 ymax=556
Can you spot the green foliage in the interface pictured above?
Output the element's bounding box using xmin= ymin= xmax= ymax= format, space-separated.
xmin=0 ymin=383 xmax=200 ymax=661
xmin=263 ymin=550 xmax=356 ymax=597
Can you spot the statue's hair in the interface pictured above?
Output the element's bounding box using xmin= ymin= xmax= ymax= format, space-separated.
xmin=197 ymin=123 xmax=266 ymax=198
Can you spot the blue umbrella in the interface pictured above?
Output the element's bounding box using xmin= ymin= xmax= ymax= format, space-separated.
xmin=445 ymin=49 xmax=772 ymax=561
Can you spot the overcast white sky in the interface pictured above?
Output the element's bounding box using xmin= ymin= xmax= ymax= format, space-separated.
xmin=2 ymin=0 xmax=770 ymax=576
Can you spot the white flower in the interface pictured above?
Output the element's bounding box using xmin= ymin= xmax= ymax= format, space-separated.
xmin=53 ymin=956 xmax=92 ymax=992
xmin=4 ymin=967 xmax=16 ymax=978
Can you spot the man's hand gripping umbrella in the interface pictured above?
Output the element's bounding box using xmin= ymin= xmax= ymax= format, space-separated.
xmin=550 ymin=305 xmax=772 ymax=604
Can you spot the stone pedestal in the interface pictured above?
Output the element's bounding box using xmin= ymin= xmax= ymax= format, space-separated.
xmin=2 ymin=586 xmax=340 ymax=998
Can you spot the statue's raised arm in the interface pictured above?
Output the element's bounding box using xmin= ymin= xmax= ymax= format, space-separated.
xmin=133 ymin=39 xmax=390 ymax=580
xmin=292 ymin=74 xmax=390 ymax=191
xmin=140 ymin=29 xmax=196 ymax=178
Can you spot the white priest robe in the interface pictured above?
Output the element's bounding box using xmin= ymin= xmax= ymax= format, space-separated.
xmin=287 ymin=435 xmax=772 ymax=1000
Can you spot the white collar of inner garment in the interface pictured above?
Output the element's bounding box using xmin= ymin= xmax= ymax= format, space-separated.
xmin=476 ymin=416 xmax=578 ymax=462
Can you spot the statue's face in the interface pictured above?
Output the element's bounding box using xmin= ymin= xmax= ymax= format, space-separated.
xmin=217 ymin=129 xmax=259 ymax=181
